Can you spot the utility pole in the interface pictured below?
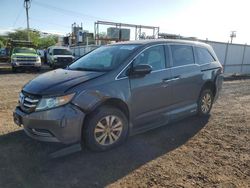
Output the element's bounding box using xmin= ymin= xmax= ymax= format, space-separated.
xmin=230 ymin=31 xmax=236 ymax=44
xmin=24 ymin=0 xmax=31 ymax=41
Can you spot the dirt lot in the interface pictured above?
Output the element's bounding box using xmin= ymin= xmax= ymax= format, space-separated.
xmin=0 ymin=72 xmax=249 ymax=188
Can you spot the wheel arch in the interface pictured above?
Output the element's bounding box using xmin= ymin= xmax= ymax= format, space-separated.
xmin=200 ymin=80 xmax=216 ymax=97
xmin=85 ymin=97 xmax=130 ymax=121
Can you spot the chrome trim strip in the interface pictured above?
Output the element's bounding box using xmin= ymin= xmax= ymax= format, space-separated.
xmin=23 ymin=103 xmax=37 ymax=108
xmin=24 ymin=97 xmax=39 ymax=103
xmin=115 ymin=43 xmax=205 ymax=80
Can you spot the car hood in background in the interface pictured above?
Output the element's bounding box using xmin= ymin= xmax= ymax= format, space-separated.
xmin=23 ymin=69 xmax=105 ymax=95
xmin=12 ymin=53 xmax=38 ymax=57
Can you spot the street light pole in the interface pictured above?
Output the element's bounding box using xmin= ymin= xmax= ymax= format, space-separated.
xmin=230 ymin=31 xmax=236 ymax=44
xmin=24 ymin=0 xmax=31 ymax=41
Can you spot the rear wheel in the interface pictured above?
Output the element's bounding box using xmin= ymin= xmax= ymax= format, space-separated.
xmin=197 ymin=89 xmax=213 ymax=116
xmin=83 ymin=106 xmax=129 ymax=151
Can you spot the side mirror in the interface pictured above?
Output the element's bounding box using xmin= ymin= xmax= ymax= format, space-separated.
xmin=49 ymin=53 xmax=52 ymax=56
xmin=129 ymin=64 xmax=152 ymax=76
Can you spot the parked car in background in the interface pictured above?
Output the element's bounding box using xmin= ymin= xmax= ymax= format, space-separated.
xmin=13 ymin=39 xmax=223 ymax=151
xmin=47 ymin=46 xmax=74 ymax=68
xmin=11 ymin=47 xmax=41 ymax=72
xmin=0 ymin=48 xmax=9 ymax=62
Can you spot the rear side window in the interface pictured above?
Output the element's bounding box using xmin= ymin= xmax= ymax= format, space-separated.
xmin=171 ymin=45 xmax=194 ymax=67
xmin=196 ymin=47 xmax=215 ymax=65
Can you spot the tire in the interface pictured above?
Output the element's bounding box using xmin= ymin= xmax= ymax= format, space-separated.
xmin=51 ymin=64 xmax=56 ymax=69
xmin=197 ymin=89 xmax=214 ymax=116
xmin=36 ymin=67 xmax=41 ymax=72
xmin=12 ymin=66 xmax=17 ymax=73
xmin=83 ymin=106 xmax=129 ymax=151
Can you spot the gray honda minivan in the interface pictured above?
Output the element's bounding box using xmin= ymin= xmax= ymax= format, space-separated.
xmin=13 ymin=39 xmax=223 ymax=151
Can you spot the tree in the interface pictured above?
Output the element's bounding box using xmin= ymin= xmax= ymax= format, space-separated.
xmin=37 ymin=36 xmax=57 ymax=49
xmin=0 ymin=40 xmax=4 ymax=48
xmin=7 ymin=29 xmax=40 ymax=42
xmin=5 ymin=28 xmax=58 ymax=49
xmin=0 ymin=36 xmax=7 ymax=48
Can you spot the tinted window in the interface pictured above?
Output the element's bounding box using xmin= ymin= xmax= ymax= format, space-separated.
xmin=134 ymin=45 xmax=166 ymax=71
xmin=196 ymin=47 xmax=215 ymax=64
xmin=171 ymin=45 xmax=194 ymax=67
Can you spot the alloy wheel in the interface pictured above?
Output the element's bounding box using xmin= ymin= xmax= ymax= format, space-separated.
xmin=94 ymin=115 xmax=123 ymax=146
xmin=201 ymin=93 xmax=212 ymax=113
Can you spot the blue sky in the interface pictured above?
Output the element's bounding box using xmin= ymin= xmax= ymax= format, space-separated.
xmin=1 ymin=0 xmax=250 ymax=44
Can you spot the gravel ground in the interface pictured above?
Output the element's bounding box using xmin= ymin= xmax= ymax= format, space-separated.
xmin=0 ymin=72 xmax=249 ymax=188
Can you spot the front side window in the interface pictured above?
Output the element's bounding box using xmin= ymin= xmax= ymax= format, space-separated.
xmin=133 ymin=45 xmax=166 ymax=71
xmin=171 ymin=45 xmax=194 ymax=67
xmin=196 ymin=47 xmax=215 ymax=65
xmin=69 ymin=45 xmax=140 ymax=72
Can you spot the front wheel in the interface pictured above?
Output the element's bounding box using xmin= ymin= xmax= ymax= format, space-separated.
xmin=83 ymin=106 xmax=129 ymax=151
xmin=35 ymin=67 xmax=41 ymax=72
xmin=197 ymin=89 xmax=214 ymax=116
xmin=12 ymin=66 xmax=17 ymax=73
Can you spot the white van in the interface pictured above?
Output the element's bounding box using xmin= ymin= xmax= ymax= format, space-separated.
xmin=47 ymin=46 xmax=74 ymax=68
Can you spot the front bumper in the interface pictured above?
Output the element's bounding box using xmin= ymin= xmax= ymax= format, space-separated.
xmin=13 ymin=104 xmax=85 ymax=144
xmin=12 ymin=62 xmax=41 ymax=67
xmin=52 ymin=60 xmax=73 ymax=67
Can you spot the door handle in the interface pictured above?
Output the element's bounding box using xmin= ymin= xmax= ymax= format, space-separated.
xmin=170 ymin=77 xmax=180 ymax=81
xmin=162 ymin=76 xmax=180 ymax=83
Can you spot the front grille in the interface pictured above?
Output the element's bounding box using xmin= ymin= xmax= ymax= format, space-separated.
xmin=17 ymin=56 xmax=37 ymax=62
xmin=57 ymin=57 xmax=73 ymax=64
xmin=19 ymin=92 xmax=40 ymax=113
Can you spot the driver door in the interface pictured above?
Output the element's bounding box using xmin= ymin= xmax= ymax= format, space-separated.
xmin=129 ymin=45 xmax=172 ymax=130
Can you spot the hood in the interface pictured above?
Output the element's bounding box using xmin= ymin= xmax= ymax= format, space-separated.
xmin=23 ymin=69 xmax=105 ymax=95
xmin=12 ymin=53 xmax=38 ymax=57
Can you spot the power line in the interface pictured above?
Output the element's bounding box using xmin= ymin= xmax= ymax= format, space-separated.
xmin=32 ymin=0 xmax=101 ymax=21
xmin=29 ymin=17 xmax=70 ymax=29
xmin=32 ymin=0 xmax=115 ymax=22
xmin=12 ymin=6 xmax=23 ymax=27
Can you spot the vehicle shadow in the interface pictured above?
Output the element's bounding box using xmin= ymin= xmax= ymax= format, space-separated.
xmin=0 ymin=115 xmax=209 ymax=188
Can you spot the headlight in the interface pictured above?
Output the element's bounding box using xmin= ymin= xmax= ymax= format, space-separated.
xmin=36 ymin=56 xmax=41 ymax=63
xmin=36 ymin=93 xmax=75 ymax=111
xmin=53 ymin=57 xmax=57 ymax=61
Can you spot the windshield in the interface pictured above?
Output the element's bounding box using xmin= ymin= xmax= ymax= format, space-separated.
xmin=69 ymin=44 xmax=140 ymax=72
xmin=53 ymin=49 xmax=72 ymax=55
xmin=13 ymin=48 xmax=36 ymax=54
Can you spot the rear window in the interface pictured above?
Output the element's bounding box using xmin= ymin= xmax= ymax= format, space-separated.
xmin=196 ymin=47 xmax=215 ymax=65
xmin=171 ymin=45 xmax=194 ymax=67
